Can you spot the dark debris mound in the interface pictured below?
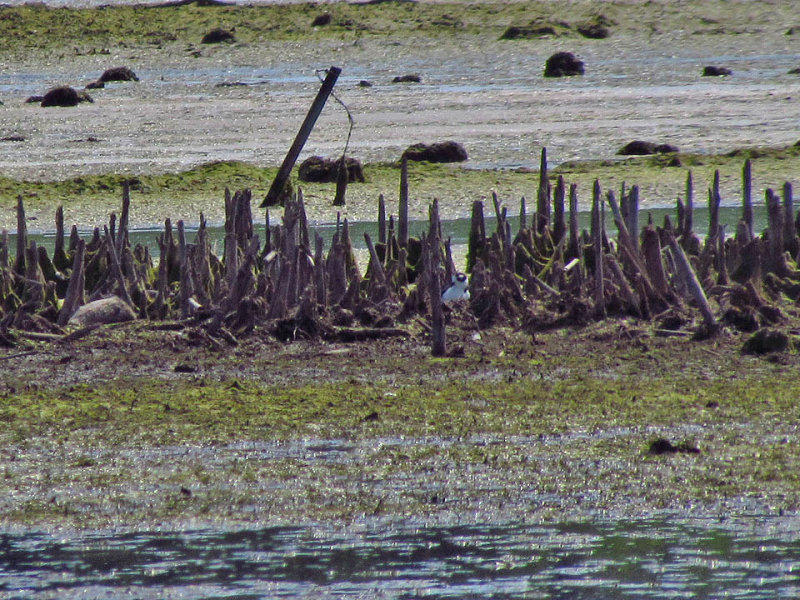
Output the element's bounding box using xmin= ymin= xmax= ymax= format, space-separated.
xmin=202 ymin=28 xmax=236 ymax=44
xmin=40 ymin=86 xmax=92 ymax=107
xmin=742 ymin=328 xmax=790 ymax=355
xmin=648 ymin=438 xmax=701 ymax=455
xmin=617 ymin=141 xmax=679 ymax=155
xmin=543 ymin=52 xmax=584 ymax=77
xmin=402 ymin=141 xmax=468 ymax=163
xmin=392 ymin=74 xmax=421 ymax=83
xmin=312 ymin=13 xmax=332 ymax=26
xmin=298 ymin=156 xmax=366 ymax=183
xmin=99 ymin=66 xmax=139 ymax=83
xmin=703 ymin=65 xmax=733 ymax=76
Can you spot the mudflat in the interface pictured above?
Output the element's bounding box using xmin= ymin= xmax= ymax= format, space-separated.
xmin=1 ymin=1 xmax=800 ymax=531
xmin=1 ymin=0 xmax=799 ymax=229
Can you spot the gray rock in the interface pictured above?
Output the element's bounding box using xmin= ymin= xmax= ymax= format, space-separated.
xmin=68 ymin=296 xmax=137 ymax=328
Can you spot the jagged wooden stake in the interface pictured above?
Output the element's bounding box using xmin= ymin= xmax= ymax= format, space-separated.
xmin=261 ymin=66 xmax=342 ymax=208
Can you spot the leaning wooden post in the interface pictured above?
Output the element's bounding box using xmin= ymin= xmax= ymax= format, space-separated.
xmin=591 ymin=180 xmax=605 ymax=318
xmin=398 ymin=157 xmax=409 ymax=248
xmin=364 ymin=232 xmax=387 ymax=288
xmin=261 ymin=66 xmax=342 ymax=207
xmin=742 ymin=159 xmax=753 ymax=238
xmin=667 ymin=233 xmax=718 ymax=332
xmin=428 ymin=199 xmax=446 ymax=357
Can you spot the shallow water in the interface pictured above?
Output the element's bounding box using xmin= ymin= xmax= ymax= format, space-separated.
xmin=2 ymin=518 xmax=799 ymax=599
xmin=13 ymin=203 xmax=772 ymax=268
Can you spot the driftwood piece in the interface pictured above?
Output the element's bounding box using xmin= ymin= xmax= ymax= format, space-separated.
xmin=53 ymin=206 xmax=70 ymax=272
xmin=364 ymin=232 xmax=388 ymax=302
xmin=492 ymin=191 xmax=506 ymax=244
xmin=427 ymin=199 xmax=446 ymax=357
xmin=716 ymin=224 xmax=730 ymax=285
xmin=0 ymin=230 xmax=7 ymax=269
xmin=327 ymin=327 xmax=409 ymax=342
xmin=314 ymin=232 xmax=327 ymax=306
xmin=14 ymin=196 xmax=27 ymax=275
xmin=783 ymin=182 xmax=798 ymax=257
xmin=115 ymin=181 xmax=131 ymax=260
xmin=706 ymin=175 xmax=722 ymax=247
xmin=667 ymin=233 xmax=718 ymax=332
xmin=23 ymin=241 xmax=44 ymax=306
xmin=398 ymin=157 xmax=409 ymax=248
xmin=625 ymin=185 xmax=640 ymax=245
xmin=641 ymin=225 xmax=670 ymax=298
xmin=567 ymin=183 xmax=582 ymax=266
xmin=103 ymin=225 xmax=134 ymax=308
xmin=684 ymin=172 xmax=694 ymax=237
xmin=378 ymin=194 xmax=387 ymax=245
xmin=766 ymin=188 xmax=786 ymax=276
xmin=536 ymin=147 xmax=550 ymax=233
xmin=177 ymin=220 xmax=195 ymax=319
xmin=553 ymin=175 xmax=566 ymax=244
xmin=742 ymin=159 xmax=753 ymax=238
xmin=591 ymin=180 xmax=605 ymax=318
xmin=193 ymin=219 xmax=213 ymax=305
xmin=326 ymin=240 xmax=347 ymax=305
xmin=605 ymin=252 xmax=640 ymax=316
xmin=467 ymin=199 xmax=485 ymax=273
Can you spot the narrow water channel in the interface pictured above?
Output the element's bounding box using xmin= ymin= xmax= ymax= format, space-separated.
xmin=14 ymin=204 xmax=771 ymax=266
xmin=2 ymin=518 xmax=798 ymax=598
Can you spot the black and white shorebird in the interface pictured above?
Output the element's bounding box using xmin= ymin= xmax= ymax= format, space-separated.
xmin=441 ymin=272 xmax=470 ymax=303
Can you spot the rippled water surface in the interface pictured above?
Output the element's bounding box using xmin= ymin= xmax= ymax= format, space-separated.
xmin=2 ymin=518 xmax=799 ymax=599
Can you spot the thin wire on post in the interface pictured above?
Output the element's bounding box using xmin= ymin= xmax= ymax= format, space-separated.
xmin=316 ymin=68 xmax=355 ymax=206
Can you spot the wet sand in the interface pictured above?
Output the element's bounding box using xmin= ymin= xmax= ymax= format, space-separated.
xmin=1 ymin=12 xmax=799 ymax=181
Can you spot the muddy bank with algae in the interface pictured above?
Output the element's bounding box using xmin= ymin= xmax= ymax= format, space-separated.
xmin=1 ymin=317 xmax=800 ymax=530
xmin=2 ymin=1 xmax=800 ymax=531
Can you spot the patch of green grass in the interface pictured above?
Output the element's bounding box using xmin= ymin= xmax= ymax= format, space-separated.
xmin=1 ymin=0 xmax=794 ymax=56
xmin=2 ymin=352 xmax=799 ymax=445
xmin=0 ymin=2 xmax=556 ymax=54
xmin=5 ymin=142 xmax=800 ymax=229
